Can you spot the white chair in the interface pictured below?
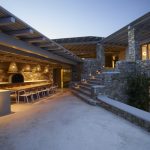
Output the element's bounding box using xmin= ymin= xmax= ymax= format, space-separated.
xmin=30 ymin=88 xmax=39 ymax=100
xmin=40 ymin=87 xmax=48 ymax=96
xmin=18 ymin=90 xmax=33 ymax=103
xmin=37 ymin=88 xmax=44 ymax=98
xmin=46 ymin=87 xmax=52 ymax=95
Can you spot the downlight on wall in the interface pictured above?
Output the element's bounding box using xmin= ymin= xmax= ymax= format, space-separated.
xmin=44 ymin=65 xmax=49 ymax=73
xmin=36 ymin=64 xmax=41 ymax=72
xmin=8 ymin=62 xmax=18 ymax=73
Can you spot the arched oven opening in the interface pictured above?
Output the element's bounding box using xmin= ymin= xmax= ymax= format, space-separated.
xmin=9 ymin=74 xmax=24 ymax=83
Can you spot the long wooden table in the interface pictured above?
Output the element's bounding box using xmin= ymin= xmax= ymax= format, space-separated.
xmin=3 ymin=83 xmax=52 ymax=103
xmin=5 ymin=83 xmax=51 ymax=92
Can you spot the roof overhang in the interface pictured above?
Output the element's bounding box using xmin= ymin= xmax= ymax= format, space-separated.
xmin=101 ymin=12 xmax=150 ymax=47
xmin=0 ymin=6 xmax=82 ymax=64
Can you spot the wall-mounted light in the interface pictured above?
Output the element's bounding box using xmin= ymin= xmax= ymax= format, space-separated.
xmin=44 ymin=65 xmax=49 ymax=73
xmin=142 ymin=52 xmax=147 ymax=56
xmin=36 ymin=64 xmax=41 ymax=72
xmin=8 ymin=62 xmax=18 ymax=72
xmin=23 ymin=64 xmax=31 ymax=72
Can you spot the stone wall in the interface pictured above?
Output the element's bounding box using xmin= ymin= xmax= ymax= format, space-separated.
xmin=136 ymin=60 xmax=150 ymax=77
xmin=0 ymin=62 xmax=53 ymax=83
xmin=104 ymin=60 xmax=150 ymax=103
xmin=81 ymin=59 xmax=102 ymax=79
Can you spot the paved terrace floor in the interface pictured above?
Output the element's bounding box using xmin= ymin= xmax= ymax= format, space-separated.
xmin=0 ymin=90 xmax=150 ymax=150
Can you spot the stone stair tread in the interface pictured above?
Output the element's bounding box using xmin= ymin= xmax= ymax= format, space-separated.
xmin=78 ymin=84 xmax=91 ymax=90
xmin=80 ymin=82 xmax=96 ymax=86
xmin=72 ymin=86 xmax=91 ymax=97
xmin=71 ymin=89 xmax=97 ymax=106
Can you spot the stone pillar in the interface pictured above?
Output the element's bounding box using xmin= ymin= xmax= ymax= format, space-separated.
xmin=96 ymin=43 xmax=105 ymax=68
xmin=127 ymin=26 xmax=141 ymax=61
xmin=72 ymin=63 xmax=81 ymax=82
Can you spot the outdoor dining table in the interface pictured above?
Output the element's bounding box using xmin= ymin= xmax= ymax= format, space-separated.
xmin=5 ymin=83 xmax=52 ymax=102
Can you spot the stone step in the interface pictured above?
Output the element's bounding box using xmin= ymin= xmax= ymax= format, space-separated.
xmin=71 ymin=89 xmax=97 ymax=106
xmin=87 ymin=80 xmax=101 ymax=85
xmin=80 ymin=82 xmax=96 ymax=87
xmin=78 ymin=84 xmax=91 ymax=91
xmin=72 ymin=86 xmax=91 ymax=97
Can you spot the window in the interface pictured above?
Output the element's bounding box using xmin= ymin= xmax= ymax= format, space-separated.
xmin=142 ymin=45 xmax=147 ymax=60
xmin=141 ymin=44 xmax=150 ymax=60
xmin=148 ymin=44 xmax=150 ymax=59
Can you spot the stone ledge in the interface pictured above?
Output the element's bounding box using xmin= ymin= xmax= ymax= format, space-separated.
xmin=97 ymin=95 xmax=150 ymax=132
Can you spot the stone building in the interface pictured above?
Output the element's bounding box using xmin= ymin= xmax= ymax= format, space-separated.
xmin=55 ymin=12 xmax=150 ymax=105
xmin=0 ymin=5 xmax=150 ymax=116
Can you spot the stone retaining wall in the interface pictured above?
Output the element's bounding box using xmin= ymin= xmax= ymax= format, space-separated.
xmin=103 ymin=60 xmax=150 ymax=103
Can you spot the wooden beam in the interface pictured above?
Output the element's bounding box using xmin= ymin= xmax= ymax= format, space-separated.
xmin=140 ymin=37 xmax=150 ymax=45
xmin=7 ymin=28 xmax=34 ymax=36
xmin=45 ymin=46 xmax=62 ymax=50
xmin=60 ymin=41 xmax=98 ymax=46
xmin=0 ymin=31 xmax=78 ymax=65
xmin=0 ymin=17 xmax=16 ymax=26
xmin=22 ymin=37 xmax=46 ymax=43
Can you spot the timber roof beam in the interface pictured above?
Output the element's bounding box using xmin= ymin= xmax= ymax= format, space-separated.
xmin=0 ymin=16 xmax=16 ymax=26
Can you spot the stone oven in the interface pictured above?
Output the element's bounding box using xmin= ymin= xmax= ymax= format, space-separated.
xmin=9 ymin=73 xmax=24 ymax=83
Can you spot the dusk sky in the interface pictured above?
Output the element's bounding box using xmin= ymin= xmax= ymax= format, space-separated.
xmin=0 ymin=0 xmax=150 ymax=39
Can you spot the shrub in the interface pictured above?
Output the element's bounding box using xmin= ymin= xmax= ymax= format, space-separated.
xmin=126 ymin=73 xmax=150 ymax=111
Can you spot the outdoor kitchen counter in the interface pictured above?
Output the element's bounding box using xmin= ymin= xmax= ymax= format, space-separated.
xmin=0 ymin=90 xmax=11 ymax=116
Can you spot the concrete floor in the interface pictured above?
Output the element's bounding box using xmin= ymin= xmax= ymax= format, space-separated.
xmin=0 ymin=91 xmax=150 ymax=150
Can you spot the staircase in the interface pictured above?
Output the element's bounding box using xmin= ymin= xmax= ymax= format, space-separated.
xmin=71 ymin=75 xmax=105 ymax=105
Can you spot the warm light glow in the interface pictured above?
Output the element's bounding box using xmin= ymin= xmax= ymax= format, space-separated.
xmin=96 ymin=70 xmax=101 ymax=74
xmin=44 ymin=65 xmax=49 ymax=73
xmin=23 ymin=64 xmax=31 ymax=72
xmin=142 ymin=52 xmax=146 ymax=56
xmin=91 ymin=76 xmax=95 ymax=79
xmin=36 ymin=64 xmax=41 ymax=72
xmin=61 ymin=69 xmax=63 ymax=88
xmin=81 ymin=79 xmax=87 ymax=83
xmin=8 ymin=62 xmax=18 ymax=72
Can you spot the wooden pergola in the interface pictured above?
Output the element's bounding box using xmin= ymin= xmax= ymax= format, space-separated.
xmin=54 ymin=36 xmax=103 ymax=58
xmin=0 ymin=6 xmax=82 ymax=65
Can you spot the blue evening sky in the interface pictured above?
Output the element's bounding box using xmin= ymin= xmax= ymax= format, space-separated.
xmin=0 ymin=0 xmax=150 ymax=39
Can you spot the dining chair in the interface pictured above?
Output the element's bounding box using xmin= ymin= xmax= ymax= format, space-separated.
xmin=18 ymin=90 xmax=33 ymax=103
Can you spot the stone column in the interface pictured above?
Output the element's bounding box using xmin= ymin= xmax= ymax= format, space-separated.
xmin=72 ymin=63 xmax=81 ymax=81
xmin=96 ymin=43 xmax=105 ymax=68
xmin=127 ymin=26 xmax=141 ymax=61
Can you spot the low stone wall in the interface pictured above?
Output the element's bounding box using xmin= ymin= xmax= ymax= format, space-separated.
xmin=97 ymin=96 xmax=150 ymax=132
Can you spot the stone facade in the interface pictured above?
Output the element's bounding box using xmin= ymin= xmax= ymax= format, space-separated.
xmin=136 ymin=60 xmax=150 ymax=77
xmin=96 ymin=44 xmax=105 ymax=67
xmin=81 ymin=58 xmax=102 ymax=79
xmin=103 ymin=60 xmax=150 ymax=103
xmin=0 ymin=62 xmax=53 ymax=83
